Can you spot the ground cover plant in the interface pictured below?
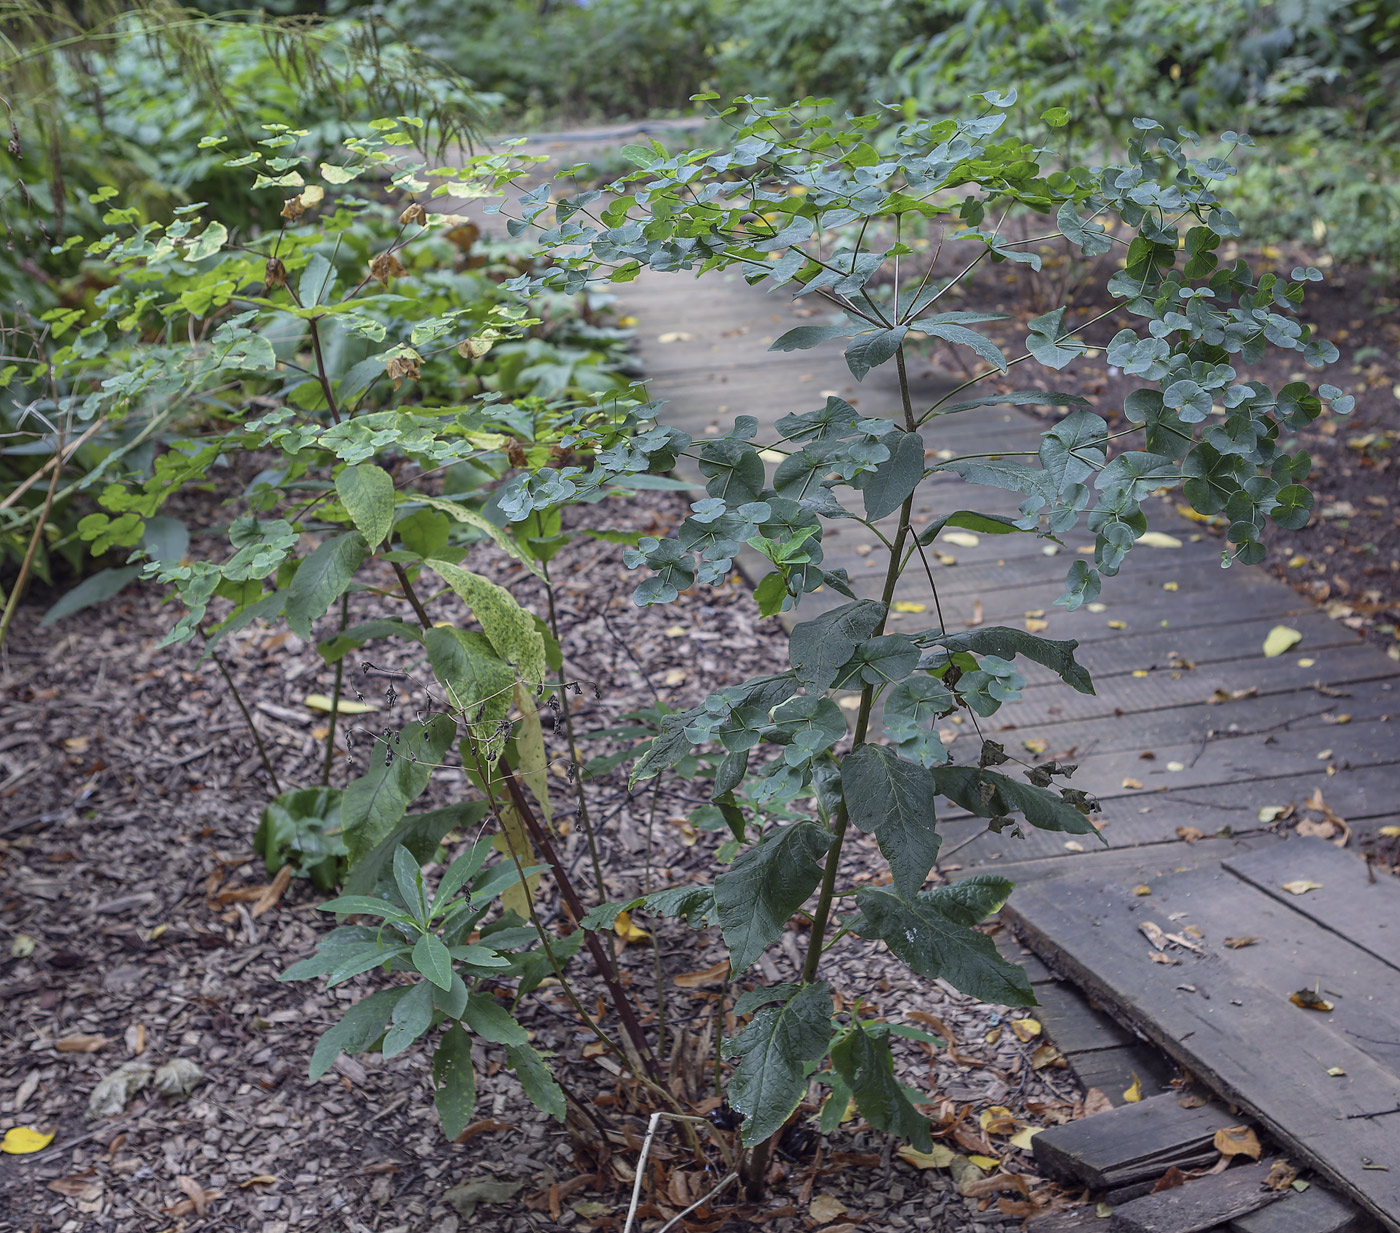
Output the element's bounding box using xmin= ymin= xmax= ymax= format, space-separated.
xmin=18 ymin=83 xmax=1356 ymax=1228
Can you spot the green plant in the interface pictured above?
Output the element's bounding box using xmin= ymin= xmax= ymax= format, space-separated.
xmin=51 ymin=87 xmax=1350 ymax=1203
xmin=255 ymin=786 xmax=349 ymax=891
xmin=507 ymin=91 xmax=1347 ymax=1191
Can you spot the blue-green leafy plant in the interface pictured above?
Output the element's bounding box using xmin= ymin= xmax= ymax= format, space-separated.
xmin=503 ymin=90 xmax=1348 ymax=1190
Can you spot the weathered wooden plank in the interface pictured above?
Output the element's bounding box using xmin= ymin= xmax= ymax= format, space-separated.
xmin=949 ymin=836 xmax=1274 ymax=890
xmin=1222 ymin=839 xmax=1400 ymax=976
xmin=1033 ymin=1093 xmax=1241 ymax=1189
xmin=1229 ymin=1185 xmax=1373 ymax=1233
xmin=1005 ymin=880 xmax=1400 ymax=1229
xmin=1067 ymin=866 xmax=1400 ymax=1075
xmin=1035 ymin=981 xmax=1141 ymax=1054
xmin=1108 ymin=1161 xmax=1281 ymax=1233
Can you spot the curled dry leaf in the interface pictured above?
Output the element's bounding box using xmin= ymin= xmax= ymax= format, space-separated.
xmin=673 ymin=959 xmax=729 ymax=988
xmin=1214 ymin=1126 xmax=1262 ymax=1159
xmin=897 ymin=1143 xmax=957 ymax=1170
xmin=1289 ymin=989 xmax=1334 ymax=1012
xmin=1151 ymin=1166 xmax=1190 ymax=1194
xmin=1223 ymin=936 xmax=1258 ymax=949
xmin=961 ymin=1171 xmax=1031 ymax=1199
xmin=1266 ymin=1160 xmax=1300 ymax=1190
xmin=1123 ymin=1074 xmax=1143 ymax=1103
xmin=251 ymin=864 xmax=292 ymax=918
xmin=1281 ymin=880 xmax=1322 ymax=895
xmin=56 ymin=1034 xmax=110 ymax=1053
xmin=1010 ymin=1018 xmax=1041 ymax=1041
xmin=809 ymin=1194 xmax=848 ymax=1223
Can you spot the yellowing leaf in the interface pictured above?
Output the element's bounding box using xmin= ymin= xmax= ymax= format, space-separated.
xmin=1010 ymin=1018 xmax=1041 ymax=1040
xmin=1290 ymin=989 xmax=1334 ymax=1012
xmin=1326 ymin=1066 xmax=1346 ymax=1077
xmin=1121 ymin=777 xmax=1144 ymax=790
xmin=1097 ymin=1202 xmax=1115 ymax=1218
xmin=1132 ymin=884 xmax=1152 ymax=897
xmin=1009 ymin=1127 xmax=1042 ymax=1151
xmin=1379 ymin=826 xmax=1400 ymax=838
xmin=897 ymin=1144 xmax=957 ymax=1169
xmin=1022 ymin=738 xmax=1048 ymax=755
xmin=1257 ymin=806 xmax=1286 ymax=823
xmin=968 ymin=1154 xmax=1000 ymax=1170
xmin=1282 ymin=880 xmax=1322 ymax=895
xmin=1025 ymin=618 xmax=1048 ymax=632
xmin=1263 ymin=625 xmax=1303 ymax=657
xmin=1122 ymin=1074 xmax=1143 ymax=1103
xmin=303 ymin=693 xmax=379 ymax=715
xmin=942 ymin=531 xmax=980 ymax=548
xmin=809 ymin=1194 xmax=847 ymax=1223
xmin=656 ymin=331 xmax=693 ymax=343
xmin=1214 ymin=1125 xmax=1261 ymax=1159
xmin=1139 ymin=532 xmax=1182 ymax=548
xmin=1163 ymin=581 xmax=1179 ymax=591
xmin=893 ymin=601 xmax=927 ymax=613
xmin=298 ymin=184 xmax=325 ymax=209
xmin=2 ymin=1127 xmax=55 ymax=1154
xmin=1297 ymin=658 xmax=1316 ymax=667
xmin=613 ymin=910 xmax=650 ymax=944
xmin=1108 ymin=619 xmax=1127 ymax=629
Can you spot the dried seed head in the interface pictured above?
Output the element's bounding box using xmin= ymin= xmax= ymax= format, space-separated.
xmin=264 ymin=256 xmax=287 ymax=289
xmin=369 ymin=250 xmax=407 ymax=285
xmin=399 ymin=202 xmax=427 ymax=226
xmin=280 ymin=196 xmax=306 ymax=222
xmin=385 ymin=354 xmax=421 ymax=388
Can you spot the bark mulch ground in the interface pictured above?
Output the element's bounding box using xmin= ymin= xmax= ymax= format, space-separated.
xmin=3 ymin=486 xmax=1111 ymax=1233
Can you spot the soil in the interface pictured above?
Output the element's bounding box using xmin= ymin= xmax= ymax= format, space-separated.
xmin=2 ymin=485 xmax=1097 ymax=1233
xmin=907 ymin=237 xmax=1400 ymax=658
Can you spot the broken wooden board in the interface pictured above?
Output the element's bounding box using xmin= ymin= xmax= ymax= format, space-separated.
xmin=1108 ymin=1161 xmax=1280 ymax=1233
xmin=1005 ymin=866 xmax=1400 ymax=1230
xmin=1033 ymin=1093 xmax=1240 ymax=1189
xmin=1223 ymin=839 xmax=1400 ymax=974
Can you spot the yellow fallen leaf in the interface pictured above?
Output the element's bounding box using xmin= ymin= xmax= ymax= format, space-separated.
xmin=1025 ymin=618 xmax=1048 ymax=632
xmin=1022 ymin=738 xmax=1047 ymax=755
xmin=612 ymin=910 xmax=650 ymax=944
xmin=1139 ymin=532 xmax=1182 ymax=548
xmin=1163 ymin=581 xmax=1179 ymax=591
xmin=1121 ymin=777 xmax=1143 ymax=789
xmin=1297 ymin=658 xmax=1316 ymax=667
xmin=1326 ymin=1066 xmax=1346 ymax=1077
xmin=662 ymin=668 xmax=686 ymax=686
xmin=1379 ymin=826 xmax=1400 ymax=838
xmin=980 ymin=1105 xmax=1019 ymax=1134
xmin=809 ymin=1194 xmax=847 ymax=1223
xmin=1214 ymin=1125 xmax=1261 ymax=1159
xmin=897 ymin=1143 xmax=957 ymax=1169
xmin=1263 ymin=625 xmax=1303 ymax=657
xmin=1223 ymin=936 xmax=1258 ymax=949
xmin=1009 ymin=1126 xmax=1042 ymax=1151
xmin=304 ymin=694 xmax=379 ymax=715
xmin=1108 ymin=619 xmax=1127 ymax=629
xmin=1282 ymin=880 xmax=1322 ymax=895
xmin=985 ymin=1025 xmax=1002 ymax=1045
xmin=1010 ymin=1017 xmax=1041 ymax=1040
xmin=1087 ymin=602 xmax=1107 ymax=613
xmin=893 ymin=601 xmax=927 ymax=613
xmin=1132 ymin=669 xmax=1149 ymax=677
xmin=616 ymin=315 xmax=638 ymax=327
xmin=968 ymin=1154 xmax=1000 ymax=1170
xmin=1258 ymin=806 xmax=1286 ymax=823
xmin=943 ymin=531 xmax=980 ymax=548
xmin=1097 ymin=1202 xmax=1115 ymax=1218
xmin=1166 ymin=761 xmax=1185 ymax=772
xmin=1132 ymin=884 xmax=1151 ymax=897
xmin=2 ymin=1127 xmax=55 ymax=1154
xmin=1123 ymin=1074 xmax=1143 ymax=1103
xmin=663 ymin=625 xmax=689 ymax=637
xmin=656 ymin=331 xmax=693 ymax=343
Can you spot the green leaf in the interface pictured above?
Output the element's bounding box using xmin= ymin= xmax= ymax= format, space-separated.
xmin=412 ymin=933 xmax=454 ymax=990
xmin=726 ymin=981 xmax=835 ymax=1146
xmin=788 ymin=600 xmax=886 ymax=690
xmin=770 ymin=324 xmax=853 ymax=352
xmin=413 ymin=495 xmax=544 ymax=577
xmin=463 ymin=992 xmax=529 ymax=1045
xmin=714 ymin=821 xmax=832 ymax=974
xmin=507 ymin=1042 xmax=566 ymax=1120
xmin=309 ymin=986 xmax=409 ymax=1080
xmin=428 ymin=560 xmax=547 ymax=689
xmin=432 ymin=839 xmax=495 ymax=916
xmin=336 ymin=463 xmax=396 ymax=549
xmin=433 ymin=1024 xmax=477 ymax=1138
xmin=383 ymin=979 xmax=435 ymax=1057
xmin=341 ymin=716 xmax=459 ymax=864
xmin=285 ymin=531 xmax=367 ymax=639
xmin=924 ymin=391 xmax=1088 ymax=420
xmin=319 ymin=618 xmax=423 ymax=665
xmin=1026 ymin=308 xmax=1083 ymax=370
xmin=915 ymin=510 xmax=1023 ymax=547
xmin=831 ymin=1022 xmax=931 ymax=1150
xmin=41 ymin=566 xmax=142 ymax=626
xmin=298 ymin=253 xmax=336 ymax=307
xmin=841 ymin=744 xmax=941 ymax=901
xmin=863 ymin=429 xmax=926 ymax=520
xmin=924 ymin=874 xmax=1016 ymax=926
xmin=344 ymin=802 xmax=488 ymax=897
xmin=930 ymin=765 xmax=1102 ymax=836
xmin=921 ymin=321 xmax=1006 ymax=372
xmin=395 ymin=844 xmax=429 ymax=922
xmin=845 ymin=326 xmax=908 ymax=381
xmin=853 ymin=887 xmax=1034 ymax=1007
xmin=929 ymin=627 xmax=1094 ymax=694
xmin=423 ymin=627 xmax=514 ymax=760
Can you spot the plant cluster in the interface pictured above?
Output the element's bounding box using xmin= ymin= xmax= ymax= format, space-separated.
xmin=15 ymin=85 xmax=1348 ymax=1203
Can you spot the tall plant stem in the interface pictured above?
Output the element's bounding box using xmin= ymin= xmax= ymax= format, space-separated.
xmin=321 ymin=592 xmax=349 ymax=786
xmin=207 ymin=637 xmax=283 ymax=795
xmin=746 ymin=346 xmax=922 ymax=1198
xmin=496 ymin=754 xmax=666 ymax=1085
xmin=0 ymin=419 xmax=64 ymax=650
xmin=540 ymin=560 xmax=608 ymax=903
